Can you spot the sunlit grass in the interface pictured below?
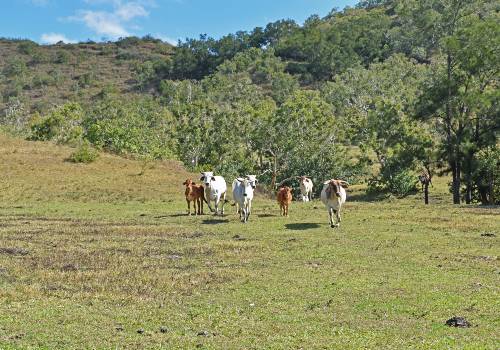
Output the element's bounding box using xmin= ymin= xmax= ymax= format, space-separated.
xmin=0 ymin=134 xmax=498 ymax=349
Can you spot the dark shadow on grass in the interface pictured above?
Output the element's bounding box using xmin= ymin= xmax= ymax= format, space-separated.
xmin=162 ymin=213 xmax=210 ymax=218
xmin=257 ymin=213 xmax=278 ymax=218
xmin=348 ymin=192 xmax=390 ymax=202
xmin=285 ymin=223 xmax=321 ymax=230
xmin=202 ymin=219 xmax=229 ymax=225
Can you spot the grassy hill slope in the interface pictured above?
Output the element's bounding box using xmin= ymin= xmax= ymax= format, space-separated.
xmin=0 ymin=38 xmax=172 ymax=114
xmin=0 ymin=134 xmax=498 ymax=349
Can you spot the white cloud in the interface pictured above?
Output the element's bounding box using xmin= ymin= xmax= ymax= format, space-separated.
xmin=115 ymin=2 xmax=148 ymax=21
xmin=40 ymin=33 xmax=76 ymax=44
xmin=154 ymin=34 xmax=178 ymax=46
xmin=79 ymin=10 xmax=130 ymax=38
xmin=69 ymin=1 xmax=151 ymax=39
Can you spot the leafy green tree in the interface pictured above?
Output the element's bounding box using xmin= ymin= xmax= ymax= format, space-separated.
xmin=257 ymin=90 xmax=353 ymax=191
xmin=416 ymin=5 xmax=499 ymax=203
xmin=84 ymin=97 xmax=176 ymax=159
xmin=322 ymin=54 xmax=434 ymax=195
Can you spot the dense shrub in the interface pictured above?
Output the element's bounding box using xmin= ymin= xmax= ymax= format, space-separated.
xmin=54 ymin=50 xmax=71 ymax=64
xmin=18 ymin=40 xmax=38 ymax=55
xmin=68 ymin=140 xmax=99 ymax=163
xmin=470 ymin=147 xmax=500 ymax=205
xmin=83 ymin=97 xmax=177 ymax=159
xmin=30 ymin=102 xmax=84 ymax=143
xmin=3 ymin=58 xmax=28 ymax=77
xmin=388 ymin=169 xmax=418 ymax=197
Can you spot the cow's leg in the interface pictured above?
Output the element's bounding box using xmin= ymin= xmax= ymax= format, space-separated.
xmin=199 ymin=198 xmax=203 ymax=215
xmin=187 ymin=200 xmax=191 ymax=215
xmin=332 ymin=208 xmax=339 ymax=228
xmin=336 ymin=207 xmax=341 ymax=227
xmin=221 ymin=192 xmax=226 ymax=216
xmin=205 ymin=189 xmax=213 ymax=213
xmin=328 ymin=207 xmax=334 ymax=227
xmin=194 ymin=199 xmax=198 ymax=216
xmin=247 ymin=201 xmax=252 ymax=220
xmin=213 ymin=196 xmax=219 ymax=216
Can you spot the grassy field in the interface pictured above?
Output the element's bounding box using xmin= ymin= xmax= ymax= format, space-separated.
xmin=0 ymin=133 xmax=498 ymax=349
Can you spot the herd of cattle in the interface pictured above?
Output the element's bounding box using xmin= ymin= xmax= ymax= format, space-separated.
xmin=183 ymin=171 xmax=349 ymax=228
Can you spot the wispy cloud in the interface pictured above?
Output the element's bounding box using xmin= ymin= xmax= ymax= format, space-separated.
xmin=40 ymin=33 xmax=76 ymax=44
xmin=154 ymin=34 xmax=178 ymax=46
xmin=69 ymin=1 xmax=151 ymax=39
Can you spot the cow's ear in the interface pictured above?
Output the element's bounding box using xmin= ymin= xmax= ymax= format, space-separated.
xmin=192 ymin=182 xmax=196 ymax=185
xmin=339 ymin=180 xmax=349 ymax=188
xmin=182 ymin=181 xmax=187 ymax=185
xmin=199 ymin=176 xmax=204 ymax=181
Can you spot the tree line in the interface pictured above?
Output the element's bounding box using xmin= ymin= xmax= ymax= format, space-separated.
xmin=1 ymin=0 xmax=498 ymax=204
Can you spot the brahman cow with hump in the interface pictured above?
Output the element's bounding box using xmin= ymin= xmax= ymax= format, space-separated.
xmin=320 ymin=179 xmax=349 ymax=228
xmin=232 ymin=175 xmax=257 ymax=223
xmin=200 ymin=171 xmax=227 ymax=216
xmin=297 ymin=176 xmax=313 ymax=202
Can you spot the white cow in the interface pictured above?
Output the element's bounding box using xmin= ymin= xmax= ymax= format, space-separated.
xmin=232 ymin=175 xmax=257 ymax=223
xmin=320 ymin=179 xmax=349 ymax=228
xmin=297 ymin=176 xmax=313 ymax=202
xmin=200 ymin=171 xmax=227 ymax=216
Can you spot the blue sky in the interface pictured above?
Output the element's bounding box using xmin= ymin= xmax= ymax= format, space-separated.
xmin=0 ymin=0 xmax=358 ymax=45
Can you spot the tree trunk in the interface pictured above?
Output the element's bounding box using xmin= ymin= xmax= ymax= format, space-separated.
xmin=446 ymin=52 xmax=461 ymax=205
xmin=271 ymin=154 xmax=277 ymax=190
xmin=424 ymin=182 xmax=429 ymax=205
xmin=452 ymin=160 xmax=461 ymax=204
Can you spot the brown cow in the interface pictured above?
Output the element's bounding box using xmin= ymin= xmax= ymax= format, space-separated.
xmin=183 ymin=179 xmax=206 ymax=215
xmin=277 ymin=186 xmax=292 ymax=217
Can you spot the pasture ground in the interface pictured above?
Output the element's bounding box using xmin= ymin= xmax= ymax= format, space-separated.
xmin=0 ymin=134 xmax=499 ymax=349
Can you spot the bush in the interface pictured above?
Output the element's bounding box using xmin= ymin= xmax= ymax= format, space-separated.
xmin=68 ymin=141 xmax=99 ymax=163
xmin=30 ymin=102 xmax=84 ymax=143
xmin=83 ymin=97 xmax=177 ymax=159
xmin=30 ymin=50 xmax=50 ymax=64
xmin=388 ymin=169 xmax=418 ymax=197
xmin=3 ymin=58 xmax=27 ymax=77
xmin=54 ymin=50 xmax=71 ymax=64
xmin=32 ymin=73 xmax=55 ymax=88
xmin=18 ymin=40 xmax=38 ymax=55
xmin=470 ymin=147 xmax=500 ymax=204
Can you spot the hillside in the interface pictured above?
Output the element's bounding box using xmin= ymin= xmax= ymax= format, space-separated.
xmin=0 ymin=37 xmax=173 ymax=114
xmin=1 ymin=0 xmax=498 ymax=207
xmin=0 ymin=133 xmax=499 ymax=349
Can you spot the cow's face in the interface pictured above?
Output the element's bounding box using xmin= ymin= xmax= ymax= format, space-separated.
xmin=324 ymin=179 xmax=349 ymax=198
xmin=329 ymin=181 xmax=341 ymax=197
xmin=183 ymin=179 xmax=193 ymax=187
xmin=237 ymin=177 xmax=251 ymax=196
xmin=200 ymin=172 xmax=215 ymax=186
xmin=281 ymin=186 xmax=292 ymax=196
xmin=300 ymin=176 xmax=310 ymax=185
xmin=246 ymin=175 xmax=258 ymax=189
